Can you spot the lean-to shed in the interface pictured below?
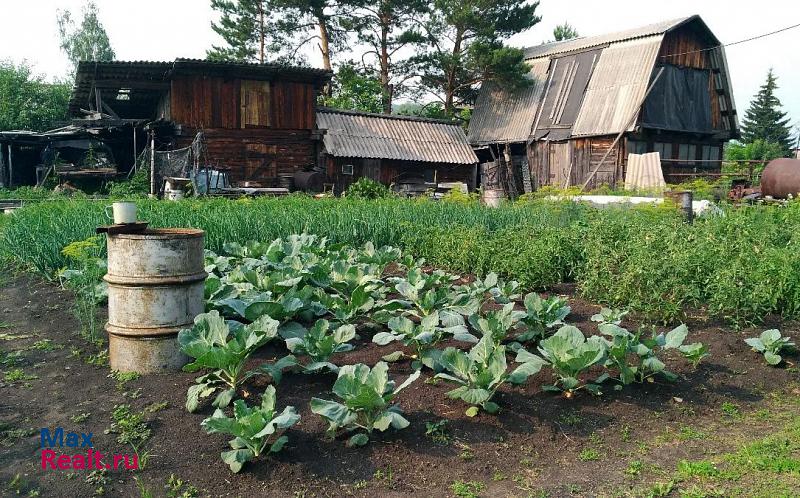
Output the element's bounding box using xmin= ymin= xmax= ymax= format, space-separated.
xmin=317 ymin=108 xmax=478 ymax=194
xmin=468 ymin=15 xmax=738 ymax=193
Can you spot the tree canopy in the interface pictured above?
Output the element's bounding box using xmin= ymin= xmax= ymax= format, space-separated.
xmin=0 ymin=61 xmax=70 ymax=132
xmin=740 ymin=69 xmax=794 ymax=156
xmin=321 ymin=63 xmax=383 ymax=113
xmin=207 ymin=0 xmax=284 ymax=63
xmin=57 ymin=1 xmax=115 ymax=72
xmin=553 ymin=22 xmax=579 ymax=41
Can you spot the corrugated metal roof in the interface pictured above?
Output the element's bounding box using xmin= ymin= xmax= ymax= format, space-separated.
xmin=571 ymin=35 xmax=664 ymax=137
xmin=522 ymin=16 xmax=694 ymax=59
xmin=318 ymin=108 xmax=478 ymax=164
xmin=467 ymin=58 xmax=550 ymax=145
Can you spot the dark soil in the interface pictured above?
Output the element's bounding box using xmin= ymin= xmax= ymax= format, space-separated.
xmin=1 ymin=273 xmax=799 ymax=498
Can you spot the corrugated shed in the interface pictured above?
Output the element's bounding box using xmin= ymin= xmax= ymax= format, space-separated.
xmin=318 ymin=109 xmax=478 ymax=165
xmin=571 ymin=35 xmax=664 ymax=137
xmin=466 ymin=58 xmax=550 ymax=145
xmin=523 ymin=16 xmax=693 ymax=59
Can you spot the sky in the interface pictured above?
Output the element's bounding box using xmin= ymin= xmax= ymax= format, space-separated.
xmin=1 ymin=0 xmax=799 ymax=135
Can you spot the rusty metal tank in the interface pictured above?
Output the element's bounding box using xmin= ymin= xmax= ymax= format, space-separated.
xmin=761 ymin=158 xmax=800 ymax=199
xmin=104 ymin=228 xmax=206 ymax=373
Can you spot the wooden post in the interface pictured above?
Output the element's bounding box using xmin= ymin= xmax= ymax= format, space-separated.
xmin=149 ymin=131 xmax=156 ymax=197
xmin=7 ymin=145 xmax=13 ymax=188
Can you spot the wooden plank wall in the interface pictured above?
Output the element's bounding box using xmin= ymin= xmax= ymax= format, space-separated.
xmin=170 ymin=76 xmax=316 ymax=130
xmin=176 ymin=128 xmax=316 ymax=186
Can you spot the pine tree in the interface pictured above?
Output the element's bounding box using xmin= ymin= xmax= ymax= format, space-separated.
xmin=207 ymin=0 xmax=282 ymax=63
xmin=553 ymin=22 xmax=578 ymax=41
xmin=740 ymin=69 xmax=793 ymax=156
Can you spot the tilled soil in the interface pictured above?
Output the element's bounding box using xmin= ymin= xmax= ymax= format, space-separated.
xmin=0 ymin=272 xmax=798 ymax=497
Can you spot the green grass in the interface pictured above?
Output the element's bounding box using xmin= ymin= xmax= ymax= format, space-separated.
xmin=451 ymin=480 xmax=485 ymax=498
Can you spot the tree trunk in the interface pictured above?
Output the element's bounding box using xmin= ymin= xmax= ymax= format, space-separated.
xmin=258 ymin=2 xmax=265 ymax=63
xmin=317 ymin=17 xmax=332 ymax=96
xmin=380 ymin=18 xmax=391 ymax=113
xmin=445 ymin=29 xmax=464 ymax=115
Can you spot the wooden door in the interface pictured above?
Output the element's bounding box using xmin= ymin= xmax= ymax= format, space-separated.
xmin=549 ymin=142 xmax=571 ymax=187
xmin=362 ymin=159 xmax=381 ymax=182
xmin=240 ymin=80 xmax=271 ymax=128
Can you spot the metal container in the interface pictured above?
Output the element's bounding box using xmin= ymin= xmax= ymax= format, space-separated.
xmin=277 ymin=174 xmax=295 ymax=191
xmin=293 ymin=170 xmax=324 ymax=193
xmin=761 ymin=158 xmax=800 ymax=199
xmin=482 ymin=188 xmax=506 ymax=207
xmin=104 ymin=228 xmax=206 ymax=373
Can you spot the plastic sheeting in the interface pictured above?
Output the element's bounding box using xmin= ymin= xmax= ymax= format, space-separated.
xmin=624 ymin=152 xmax=665 ymax=190
xmin=641 ymin=65 xmax=713 ymax=133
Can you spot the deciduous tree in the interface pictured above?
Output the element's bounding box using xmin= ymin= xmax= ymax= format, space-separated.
xmin=0 ymin=61 xmax=70 ymax=131
xmin=321 ymin=63 xmax=383 ymax=113
xmin=56 ymin=1 xmax=115 ymax=72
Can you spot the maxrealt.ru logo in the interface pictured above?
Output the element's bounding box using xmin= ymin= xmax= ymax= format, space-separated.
xmin=40 ymin=428 xmax=138 ymax=470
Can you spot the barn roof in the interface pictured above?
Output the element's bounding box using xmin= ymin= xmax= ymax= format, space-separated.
xmin=468 ymin=15 xmax=736 ymax=144
xmin=69 ymin=59 xmax=332 ymax=117
xmin=317 ymin=108 xmax=478 ymax=165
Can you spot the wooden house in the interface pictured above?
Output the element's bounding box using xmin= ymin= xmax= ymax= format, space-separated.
xmin=317 ymin=108 xmax=478 ymax=194
xmin=468 ymin=15 xmax=739 ymax=193
xmin=68 ymin=59 xmax=332 ymax=187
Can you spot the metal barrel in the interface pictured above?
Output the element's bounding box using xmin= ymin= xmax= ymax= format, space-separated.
xmin=104 ymin=228 xmax=206 ymax=373
xmin=761 ymin=158 xmax=800 ymax=199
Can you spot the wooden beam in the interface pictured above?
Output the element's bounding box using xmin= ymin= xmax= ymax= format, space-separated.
xmin=91 ymin=80 xmax=170 ymax=91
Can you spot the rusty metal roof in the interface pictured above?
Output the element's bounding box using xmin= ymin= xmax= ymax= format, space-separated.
xmin=317 ymin=108 xmax=478 ymax=165
xmin=571 ymin=35 xmax=664 ymax=137
xmin=522 ymin=16 xmax=697 ymax=59
xmin=467 ymin=58 xmax=551 ymax=145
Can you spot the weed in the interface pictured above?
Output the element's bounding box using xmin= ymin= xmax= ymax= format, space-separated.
xmin=588 ymin=432 xmax=603 ymax=445
xmin=108 ymin=370 xmax=140 ymax=391
xmin=0 ymin=350 xmax=23 ymax=368
xmin=645 ymin=481 xmax=675 ymax=498
xmin=105 ymin=404 xmax=151 ymax=447
xmin=353 ymin=480 xmax=367 ymax=490
xmin=30 ymin=339 xmax=62 ymax=352
xmin=451 ymin=480 xmax=485 ymax=498
xmin=134 ymin=477 xmax=153 ymax=498
xmin=491 ymin=471 xmax=507 ymax=481
xmin=458 ymin=443 xmax=475 ymax=461
xmin=373 ymin=466 xmax=394 ymax=487
xmin=621 ymin=424 xmax=632 ymax=442
xmin=70 ymin=412 xmax=91 ymax=423
xmin=85 ymin=469 xmax=109 ymax=496
xmin=0 ymin=333 xmax=32 ymax=340
xmin=165 ymin=474 xmax=198 ymax=498
xmin=3 ymin=368 xmax=37 ymax=382
xmin=678 ymin=426 xmax=706 ymax=441
xmin=676 ymin=459 xmax=719 ymax=479
xmin=721 ymin=402 xmax=740 ymax=418
xmin=425 ymin=419 xmax=451 ymax=444
xmin=59 ymin=236 xmax=106 ymax=343
xmin=578 ymin=448 xmax=601 ymax=461
xmin=558 ymin=410 xmax=582 ymax=426
xmin=625 ymin=460 xmax=643 ymax=476
xmin=144 ymin=401 xmax=169 ymax=413
xmin=122 ymin=388 xmax=143 ymax=399
xmin=84 ymin=349 xmax=108 ymax=367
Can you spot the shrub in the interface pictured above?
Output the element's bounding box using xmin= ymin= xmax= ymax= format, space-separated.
xmin=346 ymin=178 xmax=391 ymax=199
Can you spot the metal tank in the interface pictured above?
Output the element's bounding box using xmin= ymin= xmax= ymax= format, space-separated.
xmin=104 ymin=228 xmax=206 ymax=373
xmin=761 ymin=158 xmax=800 ymax=199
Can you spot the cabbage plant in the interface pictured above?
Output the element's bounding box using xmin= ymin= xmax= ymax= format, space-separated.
xmin=310 ymin=362 xmax=420 ymax=447
xmin=517 ymin=293 xmax=571 ymax=342
xmin=467 ymin=302 xmax=525 ymax=344
xmin=453 ymin=272 xmax=521 ymax=305
xmin=590 ymin=307 xmax=629 ymax=326
xmin=179 ymin=311 xmax=292 ymax=412
xmin=284 ymin=319 xmax=356 ymax=373
xmin=535 ymin=326 xmax=607 ymax=396
xmin=745 ymin=329 xmax=796 ymax=366
xmin=436 ymin=334 xmax=546 ymax=415
xmin=373 ymin=311 xmax=472 ymax=369
xmin=202 ymin=385 xmax=300 ymax=473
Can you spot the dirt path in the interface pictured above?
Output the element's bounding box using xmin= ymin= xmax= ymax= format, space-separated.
xmin=1 ymin=272 xmax=798 ymax=497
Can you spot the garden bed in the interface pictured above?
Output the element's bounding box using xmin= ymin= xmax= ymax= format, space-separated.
xmin=1 ymin=271 xmax=798 ymax=497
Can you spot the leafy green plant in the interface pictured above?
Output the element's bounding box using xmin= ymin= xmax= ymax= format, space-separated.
xmin=451 ymin=480 xmax=485 ymax=498
xmin=58 ymin=236 xmax=107 ymax=343
xmin=745 ymin=329 xmax=796 ymax=366
xmin=178 ymin=311 xmax=291 ymax=412
xmin=590 ymin=307 xmax=628 ymax=326
xmin=517 ymin=292 xmax=571 ymax=342
xmin=468 ymin=302 xmax=525 ymax=344
xmin=201 ymin=386 xmax=300 ymax=473
xmin=283 ymin=319 xmax=355 ymax=372
xmin=346 ymin=178 xmax=391 ymax=199
xmin=373 ymin=311 xmax=470 ymax=369
xmin=534 ymin=326 xmax=607 ymax=396
xmin=310 ymin=362 xmax=419 ymax=446
xmin=599 ymin=324 xmax=708 ymax=385
xmin=436 ymin=334 xmax=545 ymax=415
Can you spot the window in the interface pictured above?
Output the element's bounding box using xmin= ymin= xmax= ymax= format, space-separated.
xmin=701 ymin=145 xmax=720 ymax=161
xmin=342 ymin=164 xmax=354 ymax=175
xmin=654 ymin=142 xmax=673 ymax=159
xmin=678 ymin=144 xmax=697 ymax=163
xmin=628 ymin=140 xmax=647 ymax=155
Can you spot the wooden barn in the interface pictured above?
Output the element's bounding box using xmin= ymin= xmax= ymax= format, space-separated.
xmin=68 ymin=59 xmax=332 ymax=188
xmin=317 ymin=108 xmax=478 ymax=194
xmin=468 ymin=15 xmax=739 ymax=194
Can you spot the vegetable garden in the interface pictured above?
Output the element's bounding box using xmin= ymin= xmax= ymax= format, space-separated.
xmin=1 ymin=196 xmax=799 ymax=497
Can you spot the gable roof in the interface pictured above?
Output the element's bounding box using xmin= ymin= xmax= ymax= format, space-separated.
xmin=468 ymin=15 xmax=735 ymax=144
xmin=317 ymin=108 xmax=478 ymax=165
